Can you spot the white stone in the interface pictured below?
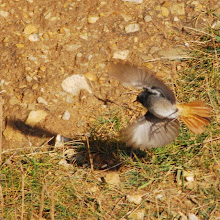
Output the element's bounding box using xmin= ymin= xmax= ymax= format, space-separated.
xmin=88 ymin=16 xmax=99 ymax=23
xmin=58 ymin=159 xmax=70 ymax=168
xmin=144 ymin=15 xmax=152 ymax=22
xmin=0 ymin=11 xmax=9 ymax=18
xmin=80 ymin=33 xmax=88 ymax=40
xmin=113 ymin=50 xmax=129 ymax=60
xmin=61 ymin=74 xmax=92 ymax=96
xmin=26 ymin=110 xmax=48 ymax=126
xmin=170 ymin=3 xmax=185 ymax=15
xmin=120 ymin=13 xmax=132 ymax=22
xmin=127 ymin=194 xmax=142 ymax=205
xmin=122 ymin=0 xmax=143 ymax=3
xmin=28 ymin=33 xmax=40 ymax=42
xmin=26 ymin=75 xmax=32 ymax=83
xmin=65 ymin=44 xmax=81 ymax=52
xmin=62 ymin=110 xmax=71 ymax=121
xmin=125 ymin=23 xmax=140 ymax=33
xmin=174 ymin=16 xmax=179 ymax=21
xmin=37 ymin=97 xmax=48 ymax=105
xmin=28 ymin=55 xmax=37 ymax=61
xmin=188 ymin=214 xmax=198 ymax=220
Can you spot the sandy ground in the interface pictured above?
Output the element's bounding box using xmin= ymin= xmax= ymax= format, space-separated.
xmin=0 ymin=0 xmax=219 ymax=149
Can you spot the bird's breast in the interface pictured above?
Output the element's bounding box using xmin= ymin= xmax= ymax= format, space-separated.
xmin=147 ymin=96 xmax=179 ymax=119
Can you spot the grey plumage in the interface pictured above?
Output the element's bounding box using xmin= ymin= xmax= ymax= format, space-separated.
xmin=109 ymin=63 xmax=180 ymax=149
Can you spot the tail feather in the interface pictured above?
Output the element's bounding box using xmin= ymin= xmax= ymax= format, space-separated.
xmin=177 ymin=101 xmax=211 ymax=134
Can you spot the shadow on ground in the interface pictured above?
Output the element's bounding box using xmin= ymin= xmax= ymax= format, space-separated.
xmin=7 ymin=119 xmax=147 ymax=170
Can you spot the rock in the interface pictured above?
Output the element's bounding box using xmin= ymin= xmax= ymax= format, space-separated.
xmin=188 ymin=214 xmax=198 ymax=220
xmin=55 ymin=134 xmax=71 ymax=147
xmin=170 ymin=3 xmax=185 ymax=15
xmin=84 ymin=72 xmax=98 ymax=82
xmin=127 ymin=194 xmax=142 ymax=205
xmin=89 ymin=186 xmax=99 ymax=193
xmin=104 ymin=172 xmax=120 ymax=186
xmin=128 ymin=209 xmax=145 ymax=220
xmin=113 ymin=50 xmax=129 ymax=60
xmin=183 ymin=171 xmax=194 ymax=182
xmin=9 ymin=97 xmax=20 ymax=105
xmin=65 ymin=44 xmax=82 ymax=52
xmin=16 ymin=44 xmax=24 ymax=48
xmin=150 ymin=46 xmax=160 ymax=54
xmin=26 ymin=75 xmax=32 ymax=83
xmin=155 ymin=193 xmax=164 ymax=200
xmin=62 ymin=110 xmax=71 ymax=120
xmin=37 ymin=97 xmax=48 ymax=106
xmin=61 ymin=74 xmax=92 ymax=96
xmin=58 ymin=159 xmax=70 ymax=169
xmin=79 ymin=33 xmax=88 ymax=40
xmin=28 ymin=33 xmax=40 ymax=42
xmin=144 ymin=15 xmax=152 ymax=22
xmin=23 ymin=24 xmax=38 ymax=35
xmin=125 ymin=23 xmax=140 ymax=33
xmin=26 ymin=110 xmax=48 ymax=126
xmin=122 ymin=0 xmax=143 ymax=3
xmin=88 ymin=16 xmax=99 ymax=23
xmin=191 ymin=1 xmax=203 ymax=12
xmin=161 ymin=7 xmax=170 ymax=17
xmin=0 ymin=11 xmax=9 ymax=18
xmin=121 ymin=13 xmax=132 ymax=22
xmin=158 ymin=47 xmax=189 ymax=60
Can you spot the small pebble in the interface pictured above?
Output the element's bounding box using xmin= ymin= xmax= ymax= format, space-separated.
xmin=128 ymin=209 xmax=145 ymax=220
xmin=144 ymin=15 xmax=152 ymax=22
xmin=170 ymin=3 xmax=185 ymax=15
xmin=65 ymin=44 xmax=82 ymax=52
xmin=84 ymin=72 xmax=98 ymax=82
xmin=62 ymin=75 xmax=92 ymax=96
xmin=26 ymin=75 xmax=32 ymax=83
xmin=125 ymin=23 xmax=140 ymax=33
xmin=88 ymin=16 xmax=99 ymax=24
xmin=161 ymin=7 xmax=170 ymax=17
xmin=26 ymin=110 xmax=48 ymax=126
xmin=113 ymin=50 xmax=129 ymax=60
xmin=0 ymin=11 xmax=9 ymax=18
xmin=188 ymin=214 xmax=198 ymax=220
xmin=23 ymin=24 xmax=37 ymax=35
xmin=37 ymin=97 xmax=48 ymax=105
xmin=62 ymin=110 xmax=71 ymax=120
xmin=28 ymin=33 xmax=40 ymax=42
xmin=122 ymin=0 xmax=143 ymax=3
xmin=58 ymin=159 xmax=70 ymax=169
xmin=127 ymin=194 xmax=142 ymax=205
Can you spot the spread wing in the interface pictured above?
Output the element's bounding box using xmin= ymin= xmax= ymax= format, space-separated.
xmin=123 ymin=112 xmax=179 ymax=149
xmin=109 ymin=63 xmax=176 ymax=104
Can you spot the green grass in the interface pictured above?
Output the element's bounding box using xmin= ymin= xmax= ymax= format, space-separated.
xmin=0 ymin=27 xmax=220 ymax=219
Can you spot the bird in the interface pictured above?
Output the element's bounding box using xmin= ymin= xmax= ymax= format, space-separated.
xmin=108 ymin=63 xmax=211 ymax=149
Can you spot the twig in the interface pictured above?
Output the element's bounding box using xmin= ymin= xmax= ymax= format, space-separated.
xmin=50 ymin=191 xmax=55 ymax=220
xmin=39 ymin=184 xmax=46 ymax=218
xmin=183 ymin=26 xmax=216 ymax=38
xmin=0 ymin=184 xmax=4 ymax=217
xmin=0 ymin=97 xmax=3 ymax=163
xmin=20 ymin=163 xmax=25 ymax=220
xmin=86 ymin=135 xmax=94 ymax=172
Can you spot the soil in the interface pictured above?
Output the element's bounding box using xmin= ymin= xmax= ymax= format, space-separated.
xmin=0 ymin=0 xmax=219 ymax=150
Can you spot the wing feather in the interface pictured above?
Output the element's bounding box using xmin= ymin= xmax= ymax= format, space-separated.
xmin=123 ymin=112 xmax=179 ymax=149
xmin=109 ymin=63 xmax=176 ymax=104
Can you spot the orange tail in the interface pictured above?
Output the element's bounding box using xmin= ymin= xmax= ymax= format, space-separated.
xmin=177 ymin=101 xmax=211 ymax=134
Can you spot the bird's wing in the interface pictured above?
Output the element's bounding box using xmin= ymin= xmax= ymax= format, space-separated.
xmin=109 ymin=63 xmax=176 ymax=104
xmin=123 ymin=111 xmax=179 ymax=149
